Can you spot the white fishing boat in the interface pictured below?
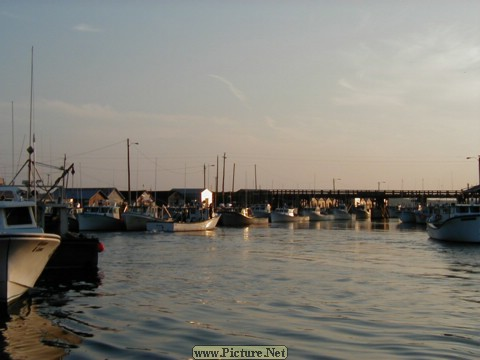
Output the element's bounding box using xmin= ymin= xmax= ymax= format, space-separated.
xmin=0 ymin=186 xmax=61 ymax=305
xmin=146 ymin=206 xmax=220 ymax=232
xmin=219 ymin=206 xmax=269 ymax=226
xmin=426 ymin=203 xmax=480 ymax=242
xmin=122 ymin=204 xmax=161 ymax=231
xmin=270 ymin=206 xmax=309 ymax=223
xmin=76 ymin=204 xmax=125 ymax=231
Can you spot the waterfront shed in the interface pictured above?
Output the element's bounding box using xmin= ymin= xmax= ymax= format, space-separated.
xmin=168 ymin=188 xmax=213 ymax=207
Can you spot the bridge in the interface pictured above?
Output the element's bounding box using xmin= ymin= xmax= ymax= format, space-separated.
xmin=225 ymin=188 xmax=472 ymax=205
xmin=217 ymin=187 xmax=480 ymax=218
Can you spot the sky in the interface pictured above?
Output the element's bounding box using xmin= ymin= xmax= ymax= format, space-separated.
xmin=1 ymin=0 xmax=480 ymax=192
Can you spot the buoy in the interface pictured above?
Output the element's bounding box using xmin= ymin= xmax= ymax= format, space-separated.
xmin=98 ymin=242 xmax=105 ymax=253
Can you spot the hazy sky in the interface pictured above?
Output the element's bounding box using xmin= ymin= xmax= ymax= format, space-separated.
xmin=1 ymin=1 xmax=480 ymax=192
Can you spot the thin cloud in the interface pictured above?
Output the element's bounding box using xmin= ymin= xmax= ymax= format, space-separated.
xmin=73 ymin=23 xmax=102 ymax=33
xmin=208 ymin=74 xmax=250 ymax=108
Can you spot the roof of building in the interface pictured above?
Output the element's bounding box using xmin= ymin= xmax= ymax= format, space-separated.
xmin=52 ymin=187 xmax=125 ymax=200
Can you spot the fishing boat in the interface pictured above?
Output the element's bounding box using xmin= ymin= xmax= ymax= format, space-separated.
xmin=0 ymin=186 xmax=61 ymax=305
xmin=426 ymin=203 xmax=480 ymax=242
xmin=219 ymin=206 xmax=269 ymax=226
xmin=122 ymin=204 xmax=162 ymax=231
xmin=300 ymin=207 xmax=331 ymax=221
xmin=270 ymin=206 xmax=309 ymax=223
xmin=76 ymin=204 xmax=125 ymax=231
xmin=250 ymin=203 xmax=272 ymax=219
xmin=354 ymin=204 xmax=371 ymax=220
xmin=330 ymin=204 xmax=353 ymax=221
xmin=399 ymin=208 xmax=417 ymax=223
xmin=414 ymin=206 xmax=434 ymax=225
xmin=146 ymin=206 xmax=220 ymax=232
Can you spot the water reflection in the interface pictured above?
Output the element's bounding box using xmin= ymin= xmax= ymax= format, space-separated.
xmin=0 ymin=269 xmax=101 ymax=359
xmin=0 ymin=297 xmax=81 ymax=359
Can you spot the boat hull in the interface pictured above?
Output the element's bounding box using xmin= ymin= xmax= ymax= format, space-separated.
xmin=122 ymin=213 xmax=157 ymax=231
xmin=332 ymin=211 xmax=352 ymax=221
xmin=0 ymin=233 xmax=60 ymax=304
xmin=427 ymin=215 xmax=480 ymax=242
xmin=220 ymin=212 xmax=269 ymax=226
xmin=270 ymin=213 xmax=309 ymax=223
xmin=77 ymin=214 xmax=125 ymax=231
xmin=147 ymin=215 xmax=221 ymax=232
xmin=355 ymin=210 xmax=370 ymax=220
xmin=399 ymin=211 xmax=416 ymax=224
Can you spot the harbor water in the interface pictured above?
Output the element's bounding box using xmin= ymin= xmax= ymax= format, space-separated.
xmin=1 ymin=220 xmax=480 ymax=359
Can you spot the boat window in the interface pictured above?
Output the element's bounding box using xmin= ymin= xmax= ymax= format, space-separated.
xmin=471 ymin=206 xmax=480 ymax=213
xmin=5 ymin=207 xmax=34 ymax=226
xmin=0 ymin=190 xmax=15 ymax=201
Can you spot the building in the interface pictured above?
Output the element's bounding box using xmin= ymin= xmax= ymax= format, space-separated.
xmin=53 ymin=187 xmax=125 ymax=208
xmin=168 ymin=188 xmax=213 ymax=207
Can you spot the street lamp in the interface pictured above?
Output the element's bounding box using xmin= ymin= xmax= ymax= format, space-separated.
xmin=127 ymin=138 xmax=139 ymax=205
xmin=333 ymin=178 xmax=341 ymax=192
xmin=466 ymin=155 xmax=480 ymax=185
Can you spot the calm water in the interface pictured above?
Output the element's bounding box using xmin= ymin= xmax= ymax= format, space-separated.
xmin=2 ymin=220 xmax=480 ymax=359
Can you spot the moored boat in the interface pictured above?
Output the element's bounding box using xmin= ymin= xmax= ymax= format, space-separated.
xmin=426 ymin=203 xmax=480 ymax=242
xmin=399 ymin=208 xmax=417 ymax=223
xmin=354 ymin=204 xmax=371 ymax=220
xmin=331 ymin=204 xmax=353 ymax=221
xmin=301 ymin=207 xmax=331 ymax=221
xmin=0 ymin=186 xmax=61 ymax=305
xmin=250 ymin=203 xmax=272 ymax=219
xmin=270 ymin=206 xmax=309 ymax=223
xmin=122 ymin=204 xmax=162 ymax=231
xmin=76 ymin=204 xmax=125 ymax=231
xmin=414 ymin=206 xmax=434 ymax=225
xmin=146 ymin=206 xmax=220 ymax=232
xmin=219 ymin=206 xmax=269 ymax=226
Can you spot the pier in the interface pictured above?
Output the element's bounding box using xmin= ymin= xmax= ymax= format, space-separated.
xmin=229 ymin=188 xmax=467 ymax=206
xmin=219 ymin=188 xmax=479 ymax=219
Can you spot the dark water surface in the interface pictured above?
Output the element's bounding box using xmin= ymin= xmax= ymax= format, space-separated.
xmin=2 ymin=220 xmax=480 ymax=359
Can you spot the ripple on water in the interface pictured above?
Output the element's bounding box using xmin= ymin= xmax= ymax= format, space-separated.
xmin=2 ymin=224 xmax=480 ymax=359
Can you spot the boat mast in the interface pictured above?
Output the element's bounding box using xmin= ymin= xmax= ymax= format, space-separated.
xmin=11 ymin=101 xmax=14 ymax=184
xmin=27 ymin=46 xmax=34 ymax=198
xmin=231 ymin=162 xmax=235 ymax=205
xmin=222 ymin=152 xmax=226 ymax=204
xmin=127 ymin=138 xmax=131 ymax=204
xmin=215 ymin=155 xmax=219 ymax=209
